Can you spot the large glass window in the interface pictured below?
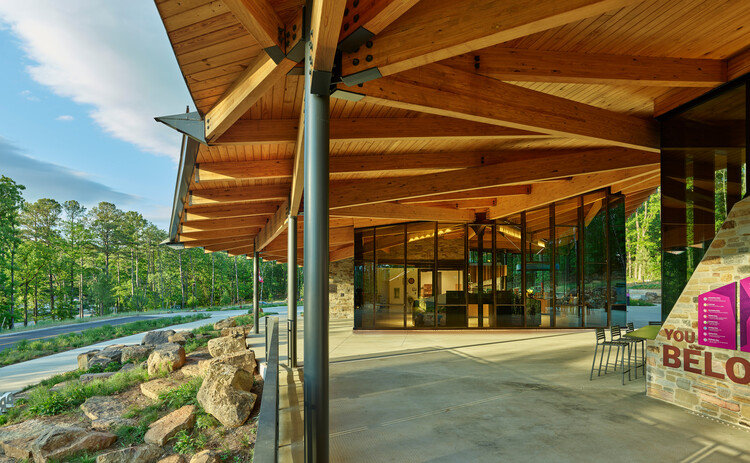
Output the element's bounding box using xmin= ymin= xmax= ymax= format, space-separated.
xmin=374 ymin=225 xmax=405 ymax=328
xmin=660 ymin=80 xmax=747 ymax=319
xmin=525 ymin=208 xmax=552 ymax=327
xmin=437 ymin=224 xmax=466 ymax=327
xmin=353 ymin=190 xmax=625 ymax=330
xmin=496 ymin=216 xmax=524 ymax=327
xmin=583 ymin=192 xmax=608 ymax=327
xmin=407 ymin=222 xmax=435 ymax=328
xmin=554 ymin=197 xmax=581 ymax=328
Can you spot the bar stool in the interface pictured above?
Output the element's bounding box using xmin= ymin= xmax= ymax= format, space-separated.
xmin=590 ymin=327 xmax=630 ymax=381
xmin=608 ymin=325 xmax=632 ymax=384
xmin=624 ymin=322 xmax=646 ymax=378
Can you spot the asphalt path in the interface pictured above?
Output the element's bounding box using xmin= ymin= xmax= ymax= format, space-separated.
xmin=0 ymin=316 xmax=159 ymax=353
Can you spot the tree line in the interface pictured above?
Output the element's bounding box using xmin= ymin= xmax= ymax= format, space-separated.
xmin=0 ymin=175 xmax=298 ymax=329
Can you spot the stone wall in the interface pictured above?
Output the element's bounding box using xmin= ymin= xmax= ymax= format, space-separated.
xmin=647 ymin=197 xmax=750 ymax=427
xmin=329 ymin=258 xmax=354 ymax=319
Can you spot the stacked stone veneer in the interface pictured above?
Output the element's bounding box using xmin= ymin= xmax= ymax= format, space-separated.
xmin=647 ymin=197 xmax=750 ymax=427
xmin=329 ymin=258 xmax=354 ymax=319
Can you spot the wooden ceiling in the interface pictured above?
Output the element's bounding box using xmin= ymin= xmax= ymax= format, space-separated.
xmin=154 ymin=0 xmax=750 ymax=264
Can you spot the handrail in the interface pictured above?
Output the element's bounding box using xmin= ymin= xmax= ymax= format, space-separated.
xmin=254 ymin=316 xmax=279 ymax=462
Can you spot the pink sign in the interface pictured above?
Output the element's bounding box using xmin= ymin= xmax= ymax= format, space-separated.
xmin=741 ymin=278 xmax=750 ymax=353
xmin=698 ymin=282 xmax=736 ymax=350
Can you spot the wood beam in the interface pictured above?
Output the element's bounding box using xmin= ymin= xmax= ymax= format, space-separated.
xmin=181 ymin=215 xmax=271 ymax=232
xmin=227 ymin=245 xmax=256 ymax=257
xmin=487 ymin=166 xmax=657 ymax=219
xmin=330 ymin=148 xmax=660 ymax=209
xmin=330 ymin=202 xmax=476 ymax=222
xmin=290 ymin=107 xmax=305 ymax=215
xmin=185 ymin=203 xmax=281 ymax=220
xmin=340 ymin=0 xmax=643 ymax=81
xmin=183 ymin=236 xmax=258 ymax=249
xmin=180 ymin=227 xmax=261 ymax=241
xmin=196 ymin=153 xmax=548 ymax=182
xmin=254 ymin=199 xmax=290 ymax=252
xmin=205 ymin=54 xmax=297 ymax=141
xmin=310 ymin=0 xmax=348 ymax=73
xmin=411 ymin=198 xmax=498 ymax=209
xmin=213 ymin=116 xmax=546 ymax=145
xmin=203 ymin=240 xmax=255 ymax=252
xmin=344 ymin=64 xmax=660 ymax=152
xmin=189 ymin=184 xmax=289 ymax=205
xmin=398 ymin=185 xmax=531 ymax=204
xmin=339 ymin=0 xmax=421 ymax=43
xmin=610 ymin=171 xmax=660 ymax=195
xmin=329 ymin=243 xmax=354 ymax=262
xmin=223 ymin=0 xmax=285 ymax=56
xmin=447 ymin=48 xmax=726 ymax=87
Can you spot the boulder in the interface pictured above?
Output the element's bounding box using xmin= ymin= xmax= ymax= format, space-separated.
xmin=197 ymin=363 xmax=256 ymax=427
xmin=121 ymin=363 xmax=137 ymax=372
xmin=147 ymin=343 xmax=186 ymax=375
xmin=80 ymin=372 xmax=116 ymax=383
xmin=157 ymin=455 xmax=185 ymax=463
xmin=80 ymin=396 xmax=136 ymax=430
xmin=199 ymin=351 xmax=257 ymax=376
xmin=207 ymin=335 xmax=246 ymax=358
xmin=49 ymin=380 xmax=74 ymax=393
xmin=96 ymin=345 xmax=125 ymax=363
xmin=77 ymin=350 xmax=100 ymax=370
xmin=220 ymin=326 xmax=250 ymax=338
xmin=213 ymin=318 xmax=236 ymax=331
xmin=142 ymin=330 xmax=176 ymax=346
xmin=122 ymin=345 xmax=154 ymax=363
xmin=168 ymin=332 xmax=194 ymax=345
xmin=189 ymin=450 xmax=220 ymax=463
xmin=143 ymin=405 xmax=196 ymax=446
xmin=157 ymin=456 xmax=185 ymax=463
xmin=180 ymin=363 xmax=202 ymax=378
xmin=140 ymin=378 xmax=179 ymax=400
xmin=31 ymin=427 xmax=116 ymax=463
xmin=96 ymin=444 xmax=162 ymax=463
xmin=0 ymin=419 xmax=48 ymax=459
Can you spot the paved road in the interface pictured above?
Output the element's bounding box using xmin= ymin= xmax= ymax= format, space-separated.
xmin=0 ymin=316 xmax=159 ymax=353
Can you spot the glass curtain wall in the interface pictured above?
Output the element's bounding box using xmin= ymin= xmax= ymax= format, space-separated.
xmin=353 ymin=190 xmax=625 ymax=329
xmin=660 ymin=79 xmax=748 ymax=320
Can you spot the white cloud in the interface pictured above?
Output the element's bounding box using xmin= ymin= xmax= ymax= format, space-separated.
xmin=56 ymin=115 xmax=74 ymax=121
xmin=19 ymin=89 xmax=39 ymax=102
xmin=0 ymin=2 xmax=192 ymax=160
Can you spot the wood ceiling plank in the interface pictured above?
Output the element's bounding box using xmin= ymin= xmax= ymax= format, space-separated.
xmin=340 ymin=0 xmax=643 ymax=80
xmin=181 ymin=215 xmax=271 ymax=232
xmin=398 ymin=185 xmax=531 ymax=204
xmin=329 ymin=148 xmax=659 ymax=209
xmin=345 ymin=63 xmax=660 ymax=152
xmin=447 ymin=48 xmax=726 ymax=87
xmin=180 ymin=226 xmax=261 ymax=240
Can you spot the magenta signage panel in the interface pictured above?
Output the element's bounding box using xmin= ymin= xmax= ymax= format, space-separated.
xmin=698 ymin=282 xmax=736 ymax=350
xmin=741 ymin=277 xmax=750 ymax=353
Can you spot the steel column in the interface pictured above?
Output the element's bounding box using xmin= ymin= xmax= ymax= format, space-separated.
xmin=303 ymin=10 xmax=330 ymax=461
xmin=288 ymin=214 xmax=298 ymax=367
xmin=253 ymin=251 xmax=260 ymax=334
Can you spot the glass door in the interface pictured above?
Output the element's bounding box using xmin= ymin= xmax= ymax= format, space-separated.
xmin=469 ymin=225 xmax=492 ymax=327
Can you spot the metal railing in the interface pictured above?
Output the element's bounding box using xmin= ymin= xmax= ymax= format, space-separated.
xmin=255 ymin=316 xmax=280 ymax=462
xmin=0 ymin=391 xmax=15 ymax=415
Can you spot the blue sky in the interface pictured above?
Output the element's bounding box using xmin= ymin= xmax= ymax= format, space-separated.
xmin=0 ymin=1 xmax=194 ymax=228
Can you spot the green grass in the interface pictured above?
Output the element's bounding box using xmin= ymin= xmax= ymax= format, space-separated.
xmin=627 ymin=281 xmax=661 ymax=290
xmin=628 ymin=299 xmax=657 ymax=306
xmin=0 ymin=314 xmax=210 ymax=367
xmin=2 ymin=366 xmax=151 ymax=426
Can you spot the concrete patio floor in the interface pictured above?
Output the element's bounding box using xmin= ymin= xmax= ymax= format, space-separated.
xmin=270 ymin=318 xmax=750 ymax=463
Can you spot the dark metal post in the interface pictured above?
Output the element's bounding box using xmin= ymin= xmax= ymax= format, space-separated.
xmin=303 ymin=9 xmax=330 ymax=460
xmin=253 ymin=251 xmax=260 ymax=334
xmin=288 ymin=214 xmax=298 ymax=367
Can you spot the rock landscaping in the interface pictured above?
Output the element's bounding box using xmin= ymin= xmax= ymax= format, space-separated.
xmin=0 ymin=314 xmax=262 ymax=463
